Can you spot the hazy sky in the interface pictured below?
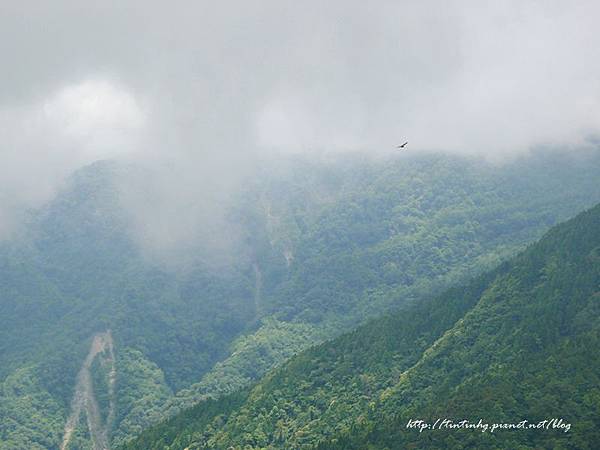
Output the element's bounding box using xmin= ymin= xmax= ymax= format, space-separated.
xmin=1 ymin=1 xmax=599 ymax=243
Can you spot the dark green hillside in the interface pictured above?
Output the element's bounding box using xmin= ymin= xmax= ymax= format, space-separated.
xmin=329 ymin=203 xmax=600 ymax=450
xmin=123 ymin=203 xmax=600 ymax=449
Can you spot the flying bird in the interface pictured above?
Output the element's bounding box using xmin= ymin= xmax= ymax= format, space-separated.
xmin=396 ymin=141 xmax=408 ymax=149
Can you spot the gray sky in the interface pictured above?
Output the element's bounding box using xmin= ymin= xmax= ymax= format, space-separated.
xmin=1 ymin=1 xmax=600 ymax=247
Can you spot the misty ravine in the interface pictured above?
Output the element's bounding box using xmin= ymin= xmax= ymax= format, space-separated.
xmin=253 ymin=262 xmax=263 ymax=317
xmin=60 ymin=331 xmax=116 ymax=450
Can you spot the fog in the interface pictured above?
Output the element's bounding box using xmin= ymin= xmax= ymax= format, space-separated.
xmin=1 ymin=1 xmax=599 ymax=251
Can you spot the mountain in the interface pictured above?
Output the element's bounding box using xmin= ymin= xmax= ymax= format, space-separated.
xmin=2 ymin=148 xmax=600 ymax=449
xmin=154 ymin=148 xmax=600 ymax=420
xmin=0 ymin=162 xmax=257 ymax=449
xmin=122 ymin=202 xmax=600 ymax=450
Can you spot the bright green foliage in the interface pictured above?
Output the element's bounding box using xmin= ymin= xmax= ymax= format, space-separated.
xmin=110 ymin=348 xmax=172 ymax=447
xmin=124 ymin=203 xmax=600 ymax=449
xmin=119 ymin=391 xmax=250 ymax=450
xmin=159 ymin=318 xmax=324 ymax=420
xmin=0 ymin=367 xmax=65 ymax=450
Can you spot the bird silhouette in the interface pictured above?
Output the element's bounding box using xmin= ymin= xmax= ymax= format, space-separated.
xmin=396 ymin=141 xmax=408 ymax=149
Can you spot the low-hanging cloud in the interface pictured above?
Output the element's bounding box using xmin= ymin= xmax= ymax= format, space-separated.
xmin=0 ymin=77 xmax=144 ymax=237
xmin=1 ymin=0 xmax=599 ymax=248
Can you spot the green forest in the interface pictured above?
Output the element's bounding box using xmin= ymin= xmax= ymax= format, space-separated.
xmin=122 ymin=195 xmax=600 ymax=450
xmin=1 ymin=149 xmax=600 ymax=449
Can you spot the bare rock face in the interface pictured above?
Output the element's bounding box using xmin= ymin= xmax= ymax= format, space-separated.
xmin=61 ymin=331 xmax=116 ymax=450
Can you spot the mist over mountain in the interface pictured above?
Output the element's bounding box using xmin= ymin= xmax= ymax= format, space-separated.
xmin=2 ymin=1 xmax=600 ymax=240
xmin=2 ymin=2 xmax=600 ymax=449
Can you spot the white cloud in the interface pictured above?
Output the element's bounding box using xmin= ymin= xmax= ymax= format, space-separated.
xmin=1 ymin=0 xmax=600 ymax=242
xmin=42 ymin=79 xmax=145 ymax=158
xmin=0 ymin=78 xmax=144 ymax=237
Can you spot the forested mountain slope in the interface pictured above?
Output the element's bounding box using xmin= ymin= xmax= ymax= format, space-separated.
xmin=2 ymin=149 xmax=600 ymax=449
xmin=123 ymin=202 xmax=600 ymax=450
xmin=157 ymin=148 xmax=600 ymax=420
